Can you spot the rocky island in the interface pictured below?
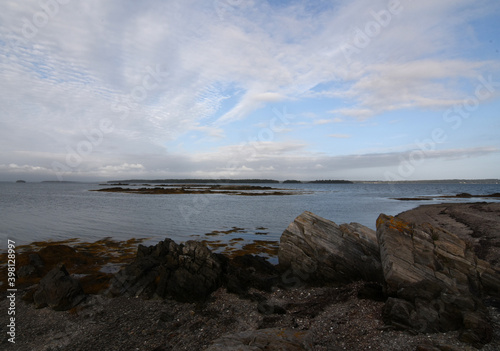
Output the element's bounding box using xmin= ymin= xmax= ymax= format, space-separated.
xmin=92 ymin=184 xmax=302 ymax=196
xmin=1 ymin=202 xmax=499 ymax=350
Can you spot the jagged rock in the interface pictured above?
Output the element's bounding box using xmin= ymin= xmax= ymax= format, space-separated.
xmin=108 ymin=239 xmax=226 ymax=302
xmin=225 ymin=254 xmax=280 ymax=295
xmin=205 ymin=328 xmax=312 ymax=351
xmin=109 ymin=239 xmax=283 ymax=302
xmin=33 ymin=264 xmax=85 ymax=310
xmin=376 ymin=214 xmax=499 ymax=345
xmin=278 ymin=211 xmax=383 ymax=284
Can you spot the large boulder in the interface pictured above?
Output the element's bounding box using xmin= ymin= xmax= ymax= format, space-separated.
xmin=108 ymin=239 xmax=226 ymax=302
xmin=33 ymin=264 xmax=85 ymax=310
xmin=377 ymin=214 xmax=499 ymax=345
xmin=278 ymin=211 xmax=383 ymax=285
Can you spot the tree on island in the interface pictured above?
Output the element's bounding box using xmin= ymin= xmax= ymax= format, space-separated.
xmin=308 ymin=180 xmax=353 ymax=184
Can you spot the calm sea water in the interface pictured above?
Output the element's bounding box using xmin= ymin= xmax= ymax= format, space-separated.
xmin=1 ymin=182 xmax=499 ymax=249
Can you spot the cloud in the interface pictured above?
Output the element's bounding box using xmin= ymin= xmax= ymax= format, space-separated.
xmin=1 ymin=143 xmax=498 ymax=181
xmin=313 ymin=119 xmax=333 ymax=125
xmin=1 ymin=0 xmax=499 ymax=181
xmin=329 ymin=134 xmax=351 ymax=139
xmin=97 ymin=163 xmax=145 ymax=173
xmin=335 ymin=60 xmax=500 ymax=118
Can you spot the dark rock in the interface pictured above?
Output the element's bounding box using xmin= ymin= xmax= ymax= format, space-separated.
xmin=33 ymin=264 xmax=85 ymax=310
xmin=109 ymin=239 xmax=226 ymax=302
xmin=17 ymin=264 xmax=36 ymax=278
xmin=111 ymin=238 xmax=285 ymax=302
xmin=226 ymin=254 xmax=279 ymax=295
xmin=257 ymin=301 xmax=286 ymax=315
xmin=415 ymin=345 xmax=441 ymax=351
xmin=382 ymin=297 xmax=415 ymax=330
xmin=205 ymin=328 xmax=312 ymax=351
xmin=17 ymin=254 xmax=44 ymax=279
xmin=278 ymin=211 xmax=383 ymax=284
xmin=29 ymin=253 xmax=44 ymax=268
xmin=357 ymin=282 xmax=386 ymax=301
xmin=459 ymin=311 xmax=493 ymax=348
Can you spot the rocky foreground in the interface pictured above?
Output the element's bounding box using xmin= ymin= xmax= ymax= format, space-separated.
xmin=1 ymin=202 xmax=500 ymax=350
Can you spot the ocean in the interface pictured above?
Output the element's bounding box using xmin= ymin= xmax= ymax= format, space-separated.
xmin=1 ymin=182 xmax=499 ymax=253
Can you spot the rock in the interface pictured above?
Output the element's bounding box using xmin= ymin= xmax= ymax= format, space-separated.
xmin=111 ymin=239 xmax=283 ymax=301
xmin=205 ymin=328 xmax=311 ymax=351
xmin=29 ymin=253 xmax=44 ymax=268
xmin=18 ymin=253 xmax=44 ymax=279
xmin=33 ymin=264 xmax=85 ymax=310
xmin=17 ymin=264 xmax=36 ymax=278
xmin=459 ymin=311 xmax=493 ymax=348
xmin=415 ymin=345 xmax=441 ymax=351
xmin=109 ymin=239 xmax=226 ymax=302
xmin=278 ymin=211 xmax=383 ymax=284
xmin=382 ymin=297 xmax=415 ymax=330
xmin=225 ymin=254 xmax=279 ymax=295
xmin=376 ymin=214 xmax=500 ymax=343
xmin=396 ymin=203 xmax=500 ymax=282
xmin=357 ymin=282 xmax=386 ymax=301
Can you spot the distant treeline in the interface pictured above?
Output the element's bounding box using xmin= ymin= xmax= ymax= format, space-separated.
xmin=108 ymin=179 xmax=281 ymax=184
xmin=355 ymin=179 xmax=500 ymax=184
xmin=308 ymin=180 xmax=354 ymax=184
xmin=283 ymin=180 xmax=354 ymax=184
xmin=108 ymin=179 xmax=357 ymax=184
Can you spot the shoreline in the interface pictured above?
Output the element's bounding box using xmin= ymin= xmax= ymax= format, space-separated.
xmin=2 ymin=201 xmax=499 ymax=350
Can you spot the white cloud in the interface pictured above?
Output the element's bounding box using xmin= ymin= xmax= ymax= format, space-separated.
xmin=1 ymin=144 xmax=498 ymax=181
xmin=335 ymin=60 xmax=500 ymax=118
xmin=98 ymin=163 xmax=145 ymax=173
xmin=1 ymin=0 xmax=499 ymax=181
xmin=329 ymin=134 xmax=351 ymax=139
xmin=313 ymin=119 xmax=333 ymax=125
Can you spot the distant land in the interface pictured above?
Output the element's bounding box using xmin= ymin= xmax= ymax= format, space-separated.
xmin=105 ymin=178 xmax=499 ymax=185
xmin=107 ymin=179 xmax=353 ymax=184
xmin=107 ymin=179 xmax=281 ymax=184
xmin=354 ymin=179 xmax=500 ymax=184
xmin=41 ymin=181 xmax=85 ymax=183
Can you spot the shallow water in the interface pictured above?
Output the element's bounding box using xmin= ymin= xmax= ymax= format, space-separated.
xmin=1 ymin=182 xmax=499 ymax=249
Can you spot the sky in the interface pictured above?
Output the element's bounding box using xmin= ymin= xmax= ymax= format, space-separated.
xmin=1 ymin=0 xmax=499 ymax=182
